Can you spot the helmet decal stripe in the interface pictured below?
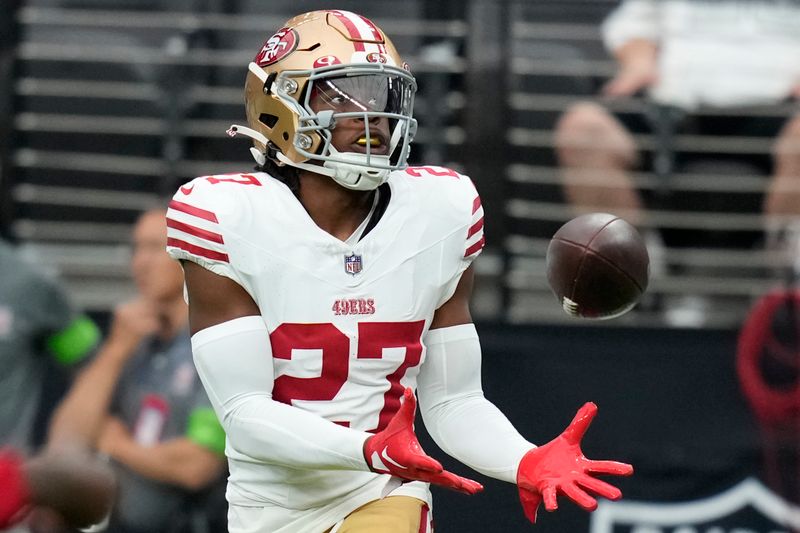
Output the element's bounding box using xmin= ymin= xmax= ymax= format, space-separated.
xmin=329 ymin=10 xmax=366 ymax=51
xmin=347 ymin=12 xmax=386 ymax=56
xmin=356 ymin=14 xmax=383 ymax=41
xmin=347 ymin=13 xmax=383 ymax=44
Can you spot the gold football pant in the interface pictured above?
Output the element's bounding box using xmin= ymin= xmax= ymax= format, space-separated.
xmin=326 ymin=496 xmax=431 ymax=533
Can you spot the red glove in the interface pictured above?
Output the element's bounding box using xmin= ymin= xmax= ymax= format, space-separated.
xmin=363 ymin=388 xmax=483 ymax=495
xmin=516 ymin=403 xmax=633 ymax=523
xmin=0 ymin=450 xmax=33 ymax=529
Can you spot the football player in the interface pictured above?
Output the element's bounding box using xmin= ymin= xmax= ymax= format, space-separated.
xmin=166 ymin=10 xmax=633 ymax=532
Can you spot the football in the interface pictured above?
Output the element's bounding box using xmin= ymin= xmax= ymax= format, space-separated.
xmin=546 ymin=213 xmax=650 ymax=319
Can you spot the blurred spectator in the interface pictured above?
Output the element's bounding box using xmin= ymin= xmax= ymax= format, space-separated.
xmin=0 ymin=237 xmax=100 ymax=454
xmin=48 ymin=208 xmax=227 ymax=533
xmin=0 ymin=238 xmax=111 ymax=533
xmin=554 ymin=0 xmax=800 ymax=256
xmin=736 ymin=289 xmax=800 ymax=504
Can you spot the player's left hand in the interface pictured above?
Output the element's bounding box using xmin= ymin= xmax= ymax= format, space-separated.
xmin=516 ymin=403 xmax=633 ymax=523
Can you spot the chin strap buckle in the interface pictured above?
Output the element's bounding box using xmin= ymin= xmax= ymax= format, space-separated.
xmin=226 ymin=124 xmax=270 ymax=145
xmin=227 ymin=125 xmax=270 ymax=166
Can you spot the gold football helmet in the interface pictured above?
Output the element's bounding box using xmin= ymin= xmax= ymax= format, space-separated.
xmin=228 ymin=10 xmax=418 ymax=191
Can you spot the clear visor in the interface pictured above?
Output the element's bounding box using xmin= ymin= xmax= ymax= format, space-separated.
xmin=273 ymin=64 xmax=417 ymax=174
xmin=309 ymin=74 xmax=413 ymax=116
xmin=293 ymin=67 xmax=417 ymax=170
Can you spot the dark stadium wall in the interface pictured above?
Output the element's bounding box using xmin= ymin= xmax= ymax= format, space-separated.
xmin=416 ymin=323 xmax=767 ymax=532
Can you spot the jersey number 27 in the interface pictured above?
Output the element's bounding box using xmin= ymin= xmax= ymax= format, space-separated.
xmin=270 ymin=321 xmax=425 ymax=433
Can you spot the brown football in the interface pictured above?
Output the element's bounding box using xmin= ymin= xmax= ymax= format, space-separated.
xmin=546 ymin=213 xmax=650 ymax=319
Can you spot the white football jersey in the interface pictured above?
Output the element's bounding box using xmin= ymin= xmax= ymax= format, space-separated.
xmin=166 ymin=166 xmax=484 ymax=529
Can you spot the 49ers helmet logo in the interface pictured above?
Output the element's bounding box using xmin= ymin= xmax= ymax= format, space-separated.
xmin=313 ymin=55 xmax=341 ymax=68
xmin=254 ymin=27 xmax=299 ymax=66
xmin=366 ymin=52 xmax=387 ymax=64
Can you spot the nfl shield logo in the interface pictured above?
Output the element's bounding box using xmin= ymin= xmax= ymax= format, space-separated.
xmin=344 ymin=253 xmax=363 ymax=275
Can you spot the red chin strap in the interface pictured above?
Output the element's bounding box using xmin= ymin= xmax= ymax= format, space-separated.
xmin=0 ymin=450 xmax=33 ymax=529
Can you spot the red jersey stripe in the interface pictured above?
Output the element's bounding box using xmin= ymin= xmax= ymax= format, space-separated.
xmin=464 ymin=236 xmax=485 ymax=258
xmin=167 ymin=237 xmax=229 ymax=263
xmin=329 ymin=10 xmax=366 ymax=51
xmin=472 ymin=195 xmax=482 ymax=215
xmin=167 ymin=217 xmax=224 ymax=244
xmin=169 ymin=199 xmax=219 ymax=223
xmin=467 ymin=217 xmax=484 ymax=239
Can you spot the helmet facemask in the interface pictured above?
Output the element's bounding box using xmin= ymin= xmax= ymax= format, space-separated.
xmin=280 ymin=64 xmax=417 ymax=190
xmin=237 ymin=61 xmax=417 ymax=191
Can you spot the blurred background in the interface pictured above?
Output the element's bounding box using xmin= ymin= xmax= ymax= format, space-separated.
xmin=1 ymin=0 xmax=799 ymax=531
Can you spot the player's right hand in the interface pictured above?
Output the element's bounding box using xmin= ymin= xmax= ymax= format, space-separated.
xmin=363 ymin=388 xmax=483 ymax=495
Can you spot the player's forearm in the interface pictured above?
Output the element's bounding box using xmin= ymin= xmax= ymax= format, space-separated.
xmin=192 ymin=316 xmax=371 ymax=472
xmin=422 ymin=393 xmax=533 ymax=482
xmin=418 ymin=324 xmax=534 ymax=483
xmin=108 ymin=436 xmax=224 ymax=491
xmin=221 ymin=393 xmax=371 ymax=471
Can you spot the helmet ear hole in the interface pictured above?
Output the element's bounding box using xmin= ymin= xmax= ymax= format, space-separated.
xmin=282 ymin=132 xmax=289 ymax=141
xmin=259 ymin=113 xmax=279 ymax=128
